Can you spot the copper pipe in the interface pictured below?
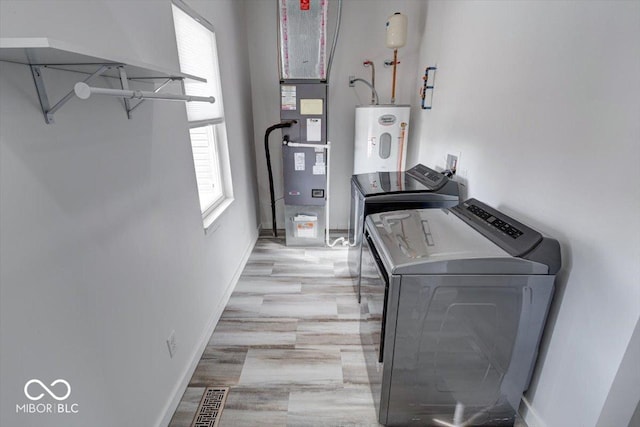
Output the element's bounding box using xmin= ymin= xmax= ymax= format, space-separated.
xmin=391 ymin=48 xmax=398 ymax=104
xmin=397 ymin=121 xmax=407 ymax=171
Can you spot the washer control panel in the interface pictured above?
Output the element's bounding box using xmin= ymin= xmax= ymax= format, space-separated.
xmin=406 ymin=164 xmax=446 ymax=189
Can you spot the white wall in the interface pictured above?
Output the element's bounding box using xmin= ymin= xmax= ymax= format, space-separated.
xmin=0 ymin=1 xmax=258 ymax=426
xmin=245 ymin=0 xmax=427 ymax=231
xmin=597 ymin=318 xmax=640 ymax=427
xmin=410 ymin=1 xmax=640 ymax=426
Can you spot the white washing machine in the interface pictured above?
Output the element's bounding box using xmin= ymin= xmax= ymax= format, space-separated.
xmin=353 ymin=105 xmax=410 ymax=175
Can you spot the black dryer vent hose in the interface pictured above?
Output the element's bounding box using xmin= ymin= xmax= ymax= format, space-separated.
xmin=264 ymin=121 xmax=296 ymax=237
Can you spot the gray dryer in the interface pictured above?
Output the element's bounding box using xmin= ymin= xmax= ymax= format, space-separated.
xmin=359 ymin=199 xmax=561 ymax=426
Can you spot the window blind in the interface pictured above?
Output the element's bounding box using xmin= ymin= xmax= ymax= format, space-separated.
xmin=172 ymin=4 xmax=223 ymax=121
xmin=189 ymin=126 xmax=223 ymax=212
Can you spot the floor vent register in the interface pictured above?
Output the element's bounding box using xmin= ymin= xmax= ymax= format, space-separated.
xmin=190 ymin=387 xmax=229 ymax=427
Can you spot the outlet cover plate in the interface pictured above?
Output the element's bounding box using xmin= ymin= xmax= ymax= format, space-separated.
xmin=446 ymin=153 xmax=459 ymax=172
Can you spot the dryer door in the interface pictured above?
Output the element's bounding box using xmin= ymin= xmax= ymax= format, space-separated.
xmin=359 ymin=231 xmax=388 ymax=422
xmin=385 ymin=274 xmax=547 ymax=427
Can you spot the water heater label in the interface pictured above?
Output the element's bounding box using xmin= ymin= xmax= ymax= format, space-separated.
xmin=378 ymin=114 xmax=397 ymax=126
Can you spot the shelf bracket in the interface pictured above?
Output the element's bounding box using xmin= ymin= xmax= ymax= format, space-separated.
xmin=118 ymin=67 xmax=177 ymax=119
xmin=30 ymin=64 xmax=112 ymax=124
xmin=118 ymin=66 xmax=133 ymax=120
xmin=126 ymin=78 xmax=175 ymax=116
xmin=30 ymin=66 xmax=53 ymax=124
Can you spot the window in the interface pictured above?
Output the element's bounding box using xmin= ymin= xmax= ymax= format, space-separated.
xmin=172 ymin=1 xmax=233 ymax=225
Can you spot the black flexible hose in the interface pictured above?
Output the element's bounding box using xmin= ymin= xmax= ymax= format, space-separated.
xmin=265 ymin=121 xmax=296 ymax=237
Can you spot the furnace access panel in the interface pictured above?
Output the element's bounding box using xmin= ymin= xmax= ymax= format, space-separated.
xmin=281 ymin=82 xmax=327 ymax=206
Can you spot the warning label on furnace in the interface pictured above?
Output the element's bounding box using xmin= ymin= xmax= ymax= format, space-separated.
xmin=294 ymin=152 xmax=305 ymax=171
xmin=281 ymin=85 xmax=296 ymax=110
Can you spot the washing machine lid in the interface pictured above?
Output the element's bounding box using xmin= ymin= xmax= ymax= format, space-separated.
xmin=365 ymin=202 xmax=560 ymax=275
xmin=353 ymin=164 xmax=450 ymax=196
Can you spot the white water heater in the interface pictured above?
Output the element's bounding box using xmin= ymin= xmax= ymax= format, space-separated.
xmin=353 ymin=105 xmax=410 ymax=175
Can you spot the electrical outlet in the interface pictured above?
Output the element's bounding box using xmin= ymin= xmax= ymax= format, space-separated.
xmin=349 ymin=75 xmax=355 ymax=87
xmin=446 ymin=153 xmax=459 ymax=174
xmin=167 ymin=330 xmax=177 ymax=359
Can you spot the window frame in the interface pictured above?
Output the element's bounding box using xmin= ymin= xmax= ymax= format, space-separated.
xmin=171 ymin=0 xmax=234 ymax=229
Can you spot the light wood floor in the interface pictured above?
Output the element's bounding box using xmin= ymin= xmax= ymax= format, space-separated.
xmin=168 ymin=237 xmax=382 ymax=426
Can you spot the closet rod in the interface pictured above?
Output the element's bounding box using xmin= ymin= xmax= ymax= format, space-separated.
xmin=73 ymin=82 xmax=215 ymax=103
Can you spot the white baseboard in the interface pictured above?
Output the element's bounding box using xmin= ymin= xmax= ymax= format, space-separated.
xmin=520 ymin=396 xmax=547 ymax=427
xmin=156 ymin=227 xmax=259 ymax=427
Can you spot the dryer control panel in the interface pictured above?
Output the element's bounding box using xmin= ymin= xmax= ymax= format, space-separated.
xmin=450 ymin=198 xmax=543 ymax=257
xmin=466 ymin=203 xmax=524 ymax=239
